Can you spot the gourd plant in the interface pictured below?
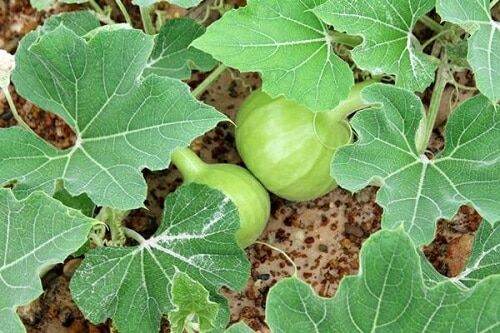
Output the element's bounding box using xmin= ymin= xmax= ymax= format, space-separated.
xmin=0 ymin=0 xmax=498 ymax=332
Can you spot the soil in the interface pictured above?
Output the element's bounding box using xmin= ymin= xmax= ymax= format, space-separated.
xmin=0 ymin=1 xmax=484 ymax=332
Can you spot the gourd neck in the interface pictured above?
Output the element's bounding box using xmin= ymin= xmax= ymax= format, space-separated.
xmin=171 ymin=147 xmax=206 ymax=182
xmin=326 ymin=79 xmax=377 ymax=123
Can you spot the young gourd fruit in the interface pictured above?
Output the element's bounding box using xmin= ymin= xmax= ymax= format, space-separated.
xmin=171 ymin=148 xmax=270 ymax=248
xmin=235 ymin=82 xmax=371 ymax=202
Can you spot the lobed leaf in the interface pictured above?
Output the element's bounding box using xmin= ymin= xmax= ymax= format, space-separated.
xmin=192 ymin=0 xmax=354 ymax=111
xmin=225 ymin=322 xmax=255 ymax=333
xmin=437 ymin=0 xmax=500 ymax=102
xmin=314 ymin=0 xmax=438 ymax=92
xmin=332 ymin=84 xmax=499 ymax=246
xmin=70 ymin=183 xmax=250 ymax=333
xmin=144 ymin=18 xmax=217 ymax=80
xmin=0 ymin=189 xmax=94 ymax=333
xmin=266 ymin=228 xmax=500 ymax=332
xmin=1 ymin=12 xmax=226 ymax=210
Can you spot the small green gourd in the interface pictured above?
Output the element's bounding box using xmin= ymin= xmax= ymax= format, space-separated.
xmin=171 ymin=148 xmax=270 ymax=248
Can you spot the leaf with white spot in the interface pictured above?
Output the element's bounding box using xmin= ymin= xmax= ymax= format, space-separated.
xmin=1 ymin=12 xmax=226 ymax=210
xmin=192 ymin=0 xmax=354 ymax=111
xmin=70 ymin=183 xmax=250 ymax=333
xmin=314 ymin=0 xmax=438 ymax=92
xmin=266 ymin=228 xmax=500 ymax=332
xmin=437 ymin=0 xmax=500 ymax=102
xmin=144 ymin=18 xmax=217 ymax=80
xmin=332 ymin=84 xmax=499 ymax=246
xmin=0 ymin=189 xmax=93 ymax=333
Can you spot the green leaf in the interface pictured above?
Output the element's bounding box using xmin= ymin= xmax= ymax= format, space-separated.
xmin=2 ymin=12 xmax=226 ymax=210
xmin=332 ymin=84 xmax=499 ymax=246
xmin=169 ymin=272 xmax=220 ymax=333
xmin=132 ymin=0 xmax=202 ymax=8
xmin=192 ymin=0 xmax=354 ymax=111
xmin=314 ymin=0 xmax=438 ymax=93
xmin=0 ymin=189 xmax=94 ymax=333
xmin=266 ymin=228 xmax=500 ymax=332
xmin=70 ymin=183 xmax=250 ymax=333
xmin=53 ymin=187 xmax=95 ymax=217
xmin=30 ymin=0 xmax=88 ymax=11
xmin=225 ymin=322 xmax=254 ymax=333
xmin=437 ymin=0 xmax=500 ymax=102
xmin=144 ymin=18 xmax=217 ymax=80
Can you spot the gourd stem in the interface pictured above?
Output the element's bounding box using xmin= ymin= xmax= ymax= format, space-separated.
xmin=140 ymin=5 xmax=156 ymax=35
xmin=95 ymin=207 xmax=129 ymax=246
xmin=329 ymin=31 xmax=362 ymax=48
xmin=192 ymin=64 xmax=227 ymax=98
xmin=329 ymin=79 xmax=378 ymax=123
xmin=88 ymin=0 xmax=105 ymax=15
xmin=419 ymin=15 xmax=445 ymax=33
xmin=171 ymin=147 xmax=205 ymax=182
xmin=256 ymin=241 xmax=298 ymax=276
xmin=2 ymin=87 xmax=37 ymax=136
xmin=417 ymin=56 xmax=449 ymax=154
xmin=114 ymin=0 xmax=133 ymax=26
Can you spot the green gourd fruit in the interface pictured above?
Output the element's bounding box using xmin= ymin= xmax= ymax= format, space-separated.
xmin=171 ymin=148 xmax=270 ymax=248
xmin=235 ymin=82 xmax=372 ymax=202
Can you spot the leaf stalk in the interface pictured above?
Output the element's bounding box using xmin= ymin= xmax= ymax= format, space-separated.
xmin=114 ymin=0 xmax=133 ymax=26
xmin=416 ymin=55 xmax=449 ymax=154
xmin=140 ymin=5 xmax=156 ymax=35
xmin=419 ymin=15 xmax=445 ymax=33
xmin=192 ymin=63 xmax=227 ymax=98
xmin=1 ymin=87 xmax=37 ymax=136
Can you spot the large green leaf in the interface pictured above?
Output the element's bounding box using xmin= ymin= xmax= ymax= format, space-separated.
xmin=437 ymin=0 xmax=500 ymax=102
xmin=144 ymin=18 xmax=217 ymax=80
xmin=314 ymin=0 xmax=438 ymax=92
xmin=266 ymin=228 xmax=500 ymax=332
xmin=0 ymin=189 xmax=94 ymax=333
xmin=192 ymin=0 xmax=354 ymax=111
xmin=332 ymin=84 xmax=499 ymax=246
xmin=70 ymin=183 xmax=250 ymax=333
xmin=2 ymin=12 xmax=226 ymax=210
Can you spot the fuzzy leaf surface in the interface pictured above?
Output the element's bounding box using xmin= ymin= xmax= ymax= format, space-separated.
xmin=192 ymin=0 xmax=354 ymax=111
xmin=2 ymin=12 xmax=225 ymax=210
xmin=70 ymin=184 xmax=250 ymax=333
xmin=0 ymin=189 xmax=93 ymax=333
xmin=314 ymin=0 xmax=438 ymax=92
xmin=437 ymin=0 xmax=500 ymax=102
xmin=144 ymin=18 xmax=217 ymax=80
xmin=266 ymin=228 xmax=500 ymax=332
xmin=332 ymin=84 xmax=499 ymax=246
